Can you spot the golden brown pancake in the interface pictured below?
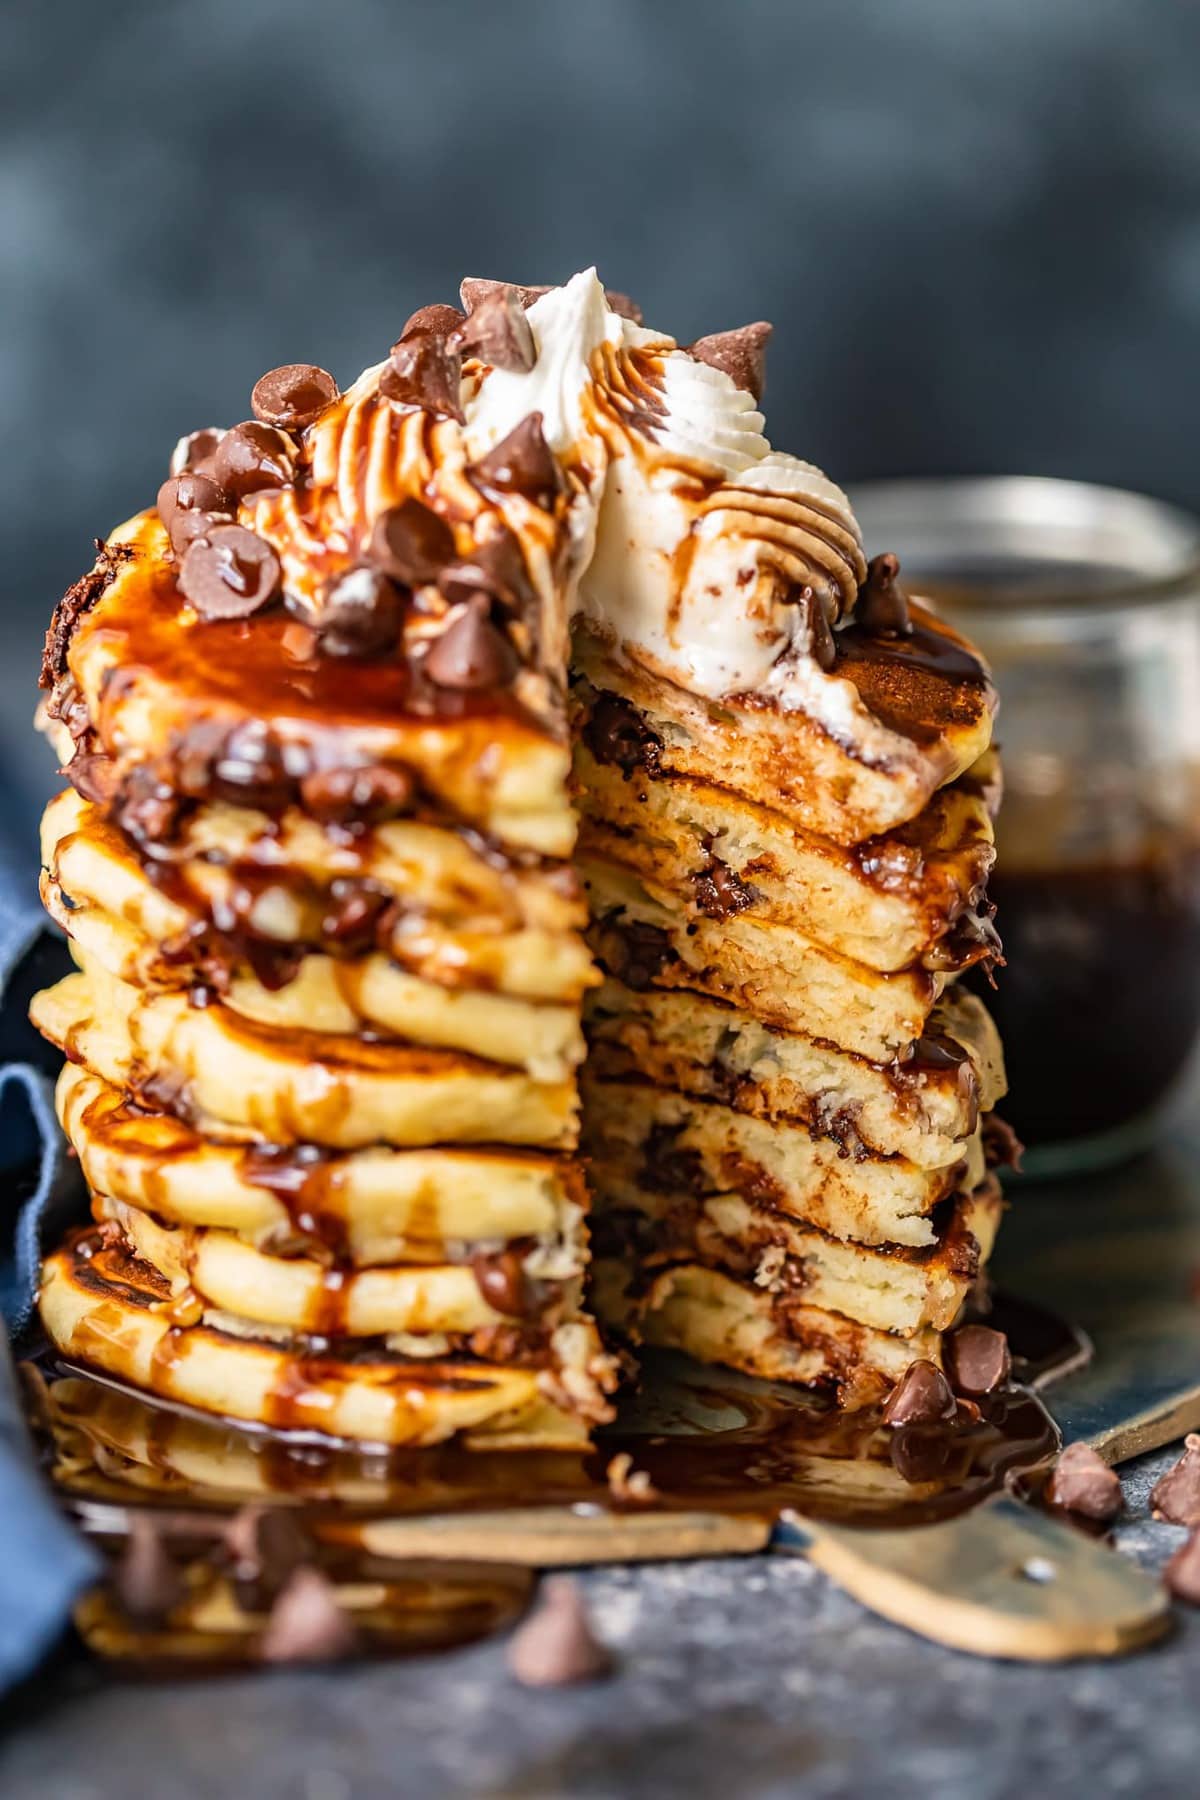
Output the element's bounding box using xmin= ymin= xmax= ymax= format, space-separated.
xmin=40 ymin=1232 xmax=613 ymax=1447
xmin=57 ymin=1063 xmax=587 ymax=1269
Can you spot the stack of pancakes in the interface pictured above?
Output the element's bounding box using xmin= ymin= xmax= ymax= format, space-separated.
xmin=573 ymin=555 xmax=1009 ymax=1405
xmin=33 ymin=314 xmax=620 ymax=1450
xmin=33 ymin=268 xmax=1011 ymax=1435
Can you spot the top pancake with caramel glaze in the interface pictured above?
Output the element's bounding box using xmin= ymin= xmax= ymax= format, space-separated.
xmin=52 ymin=515 xmax=576 ymax=856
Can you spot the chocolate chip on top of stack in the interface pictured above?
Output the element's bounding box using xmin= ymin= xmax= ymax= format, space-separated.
xmin=34 ymin=318 xmax=618 ymax=1450
xmin=34 ymin=268 xmax=1011 ymax=1426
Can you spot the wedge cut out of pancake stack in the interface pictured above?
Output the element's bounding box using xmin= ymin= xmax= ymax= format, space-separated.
xmin=34 ymin=267 xmax=1011 ymax=1435
xmin=33 ymin=294 xmax=622 ymax=1450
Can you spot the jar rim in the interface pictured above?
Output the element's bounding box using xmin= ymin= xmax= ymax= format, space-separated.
xmin=848 ymin=475 xmax=1200 ymax=613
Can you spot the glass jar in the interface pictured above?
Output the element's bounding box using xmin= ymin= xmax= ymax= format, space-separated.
xmin=850 ymin=477 xmax=1200 ymax=1175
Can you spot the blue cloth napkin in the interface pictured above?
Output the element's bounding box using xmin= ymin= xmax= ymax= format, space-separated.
xmin=0 ymin=835 xmax=99 ymax=1692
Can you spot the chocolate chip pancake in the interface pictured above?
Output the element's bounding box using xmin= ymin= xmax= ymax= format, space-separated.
xmin=41 ymin=1233 xmax=603 ymax=1449
xmin=58 ymin=1065 xmax=586 ymax=1269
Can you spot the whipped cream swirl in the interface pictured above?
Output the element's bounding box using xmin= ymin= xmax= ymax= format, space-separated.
xmin=460 ymin=269 xmax=867 ymax=704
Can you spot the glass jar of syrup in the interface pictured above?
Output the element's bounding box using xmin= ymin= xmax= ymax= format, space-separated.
xmin=851 ymin=477 xmax=1200 ymax=1174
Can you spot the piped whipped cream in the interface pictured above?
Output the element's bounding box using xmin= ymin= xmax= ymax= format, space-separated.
xmin=460 ymin=268 xmax=867 ymax=705
xmin=245 ymin=268 xmax=869 ymax=724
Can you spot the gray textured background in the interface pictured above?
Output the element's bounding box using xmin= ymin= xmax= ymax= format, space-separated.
xmin=4 ymin=0 xmax=1200 ymax=835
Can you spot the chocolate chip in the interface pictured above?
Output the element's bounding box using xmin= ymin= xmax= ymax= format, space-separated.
xmin=471 ymin=1246 xmax=531 ymax=1317
xmin=380 ymin=331 xmax=464 ymax=421
xmin=603 ymin=288 xmax=643 ymax=324
xmin=691 ymin=855 xmax=758 ymax=921
xmin=981 ymin=1113 xmax=1024 ymax=1172
xmin=251 ymin=364 xmax=340 ymax=430
xmin=179 ymin=524 xmax=281 ymax=620
xmin=581 ymin=692 xmax=663 ymax=777
xmin=611 ymin=919 xmax=675 ymax=991
xmin=454 ymin=287 xmax=536 ymax=373
xmin=401 ymin=303 xmax=466 ymax=338
xmin=424 ymin=596 xmax=518 ymax=690
xmin=944 ymin=1323 xmax=1011 ymax=1396
xmin=857 ymin=552 xmax=913 ymax=637
xmin=437 ymin=527 xmax=533 ymax=610
xmin=460 ymin=277 xmax=550 ymax=314
xmin=156 ymin=470 xmax=231 ymax=537
xmin=507 ymin=1576 xmax=613 ymax=1687
xmin=881 ymin=1359 xmax=958 ymax=1426
xmin=1164 ymin=1527 xmax=1200 ymax=1606
xmin=113 ymin=1514 xmax=185 ymax=1626
xmin=299 ymin=764 xmax=414 ymax=824
xmin=889 ymin=1422 xmax=960 ymax=1486
xmin=225 ymin=1504 xmax=313 ymax=1599
xmin=314 ymin=566 xmax=403 ymax=658
xmin=460 ymin=277 xmax=641 ymax=323
xmin=259 ymin=1566 xmax=359 ymax=1664
xmin=685 ymin=322 xmax=772 ymax=400
xmin=169 ymin=427 xmax=224 ymax=477
xmin=205 ymin=719 xmax=291 ymax=808
xmin=320 ymin=877 xmax=392 ymax=951
xmin=369 ymin=498 xmax=456 ymax=585
xmin=468 ymin=414 xmax=563 ymax=510
xmin=783 ymin=585 xmax=837 ymax=671
xmin=212 ymin=421 xmax=295 ymax=499
xmin=169 ymin=510 xmax=230 ymax=556
xmin=1045 ymin=1441 xmax=1123 ymax=1522
xmin=1151 ymin=1434 xmax=1200 ymax=1525
xmin=640 ymin=1122 xmax=704 ymax=1195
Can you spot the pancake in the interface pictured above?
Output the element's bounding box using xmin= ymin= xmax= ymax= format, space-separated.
xmin=573 ymin=743 xmax=998 ymax=974
xmin=42 ymin=878 xmax=585 ymax=1081
xmin=584 ymin=980 xmax=1005 ymax=1169
xmin=592 ymin=1257 xmax=934 ymax=1407
xmin=41 ymin=786 xmax=596 ymax=1009
xmin=594 ymin=1179 xmax=1003 ymax=1337
xmin=94 ymin=1194 xmax=583 ymax=1342
xmin=39 ymin=1234 xmax=607 ymax=1447
xmin=583 ymin=855 xmax=946 ymax=1060
xmin=32 ymin=962 xmax=577 ymax=1149
xmin=571 ymin=600 xmax=997 ymax=848
xmin=53 ymin=513 xmax=577 ymax=856
xmin=57 ymin=1064 xmax=586 ymax=1268
xmin=582 ymin=1077 xmax=985 ymax=1237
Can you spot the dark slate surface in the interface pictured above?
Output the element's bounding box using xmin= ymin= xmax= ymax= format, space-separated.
xmin=0 ymin=1447 xmax=1196 ymax=1800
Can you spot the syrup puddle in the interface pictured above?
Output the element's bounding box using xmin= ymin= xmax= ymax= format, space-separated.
xmin=20 ymin=1292 xmax=1088 ymax=1672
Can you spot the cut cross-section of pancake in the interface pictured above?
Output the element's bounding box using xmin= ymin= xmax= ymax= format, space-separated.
xmin=585 ymin=980 xmax=1005 ymax=1169
xmin=593 ymin=1257 xmax=936 ymax=1407
xmin=583 ymin=1078 xmax=987 ymax=1248
xmin=32 ymin=962 xmax=577 ymax=1149
xmin=582 ymin=856 xmax=948 ymax=1061
xmin=58 ymin=1064 xmax=586 ymax=1269
xmin=571 ymin=597 xmax=997 ymax=849
xmin=573 ymin=742 xmax=998 ymax=973
xmin=40 ymin=1234 xmax=610 ymax=1447
xmin=593 ymin=1178 xmax=1003 ymax=1337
